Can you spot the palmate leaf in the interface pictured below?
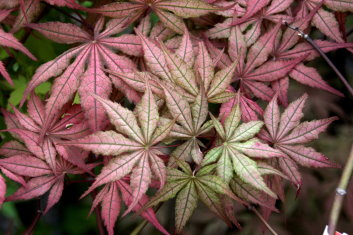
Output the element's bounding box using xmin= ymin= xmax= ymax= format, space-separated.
xmin=7 ymin=94 xmax=91 ymax=172
xmin=0 ymin=21 xmax=36 ymax=85
xmin=203 ymin=103 xmax=282 ymax=197
xmin=21 ymin=17 xmax=140 ymax=133
xmin=160 ymin=83 xmax=211 ymax=165
xmin=219 ymin=23 xmax=306 ymax=102
xmin=270 ymin=8 xmax=348 ymax=97
xmin=66 ymin=86 xmax=173 ymax=213
xmin=145 ymin=161 xmax=240 ymax=233
xmin=260 ymin=94 xmax=339 ymax=185
xmin=115 ymin=29 xmax=238 ymax=104
xmin=207 ymin=0 xmax=292 ymax=42
xmin=95 ymin=0 xmax=218 ymax=34
xmin=0 ymin=136 xmax=87 ymax=213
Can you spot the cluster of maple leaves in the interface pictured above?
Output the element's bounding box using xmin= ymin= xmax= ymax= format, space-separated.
xmin=0 ymin=0 xmax=351 ymax=234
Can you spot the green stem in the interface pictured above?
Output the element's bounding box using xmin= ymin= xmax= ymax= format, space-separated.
xmin=328 ymin=144 xmax=353 ymax=235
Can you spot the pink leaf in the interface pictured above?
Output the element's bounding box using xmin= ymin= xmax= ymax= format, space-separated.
xmin=6 ymin=175 xmax=56 ymax=201
xmin=27 ymin=93 xmax=45 ymax=126
xmin=126 ymin=153 xmax=151 ymax=214
xmin=149 ymin=153 xmax=167 ymax=189
xmin=312 ymin=8 xmax=344 ymax=43
xmin=7 ymin=129 xmax=44 ymax=160
xmin=118 ymin=181 xmax=170 ymax=235
xmin=0 ymin=61 xmax=13 ymax=85
xmin=95 ymin=2 xmax=143 ymax=19
xmin=0 ymin=9 xmax=12 ymax=22
xmin=264 ymin=94 xmax=280 ymax=139
xmin=266 ymin=0 xmax=294 ymax=15
xmin=82 ymin=151 xmax=142 ymax=198
xmin=78 ymin=46 xmax=111 ymax=132
xmin=242 ymin=81 xmax=274 ymax=101
xmin=196 ymin=41 xmax=214 ymax=91
xmin=99 ymin=44 xmax=136 ymax=73
xmin=278 ymin=157 xmax=302 ymax=186
xmin=289 ymin=64 xmax=343 ymax=96
xmin=11 ymin=0 xmax=41 ymax=33
xmin=0 ymin=28 xmax=36 ymax=60
xmin=11 ymin=105 xmax=39 ymax=132
xmin=135 ymin=29 xmax=172 ymax=82
xmin=229 ymin=26 xmax=246 ymax=69
xmin=280 ymin=117 xmax=338 ymax=145
xmin=276 ymin=94 xmax=308 ymax=140
xmin=245 ymin=57 xmax=304 ymax=82
xmin=0 ymin=167 xmax=26 ymax=186
xmin=279 ymin=40 xmax=353 ymax=61
xmin=43 ymin=46 xmax=89 ymax=130
xmin=21 ymin=46 xmax=83 ymax=106
xmin=325 ymin=0 xmax=353 ymax=12
xmin=175 ymin=27 xmax=194 ymax=66
xmin=231 ymin=0 xmax=271 ymax=26
xmin=64 ymin=131 xmax=142 ymax=156
xmin=271 ymin=77 xmax=289 ymax=106
xmin=245 ymin=23 xmax=281 ymax=73
xmin=0 ymin=175 xmax=5 ymax=207
xmin=28 ymin=22 xmax=91 ymax=44
xmin=44 ymin=176 xmax=64 ymax=214
xmin=0 ymin=155 xmax=51 ymax=177
xmin=277 ymin=145 xmax=340 ymax=168
xmin=101 ymin=34 xmax=143 ymax=57
xmin=90 ymin=184 xmax=110 ymax=215
xmin=101 ymin=182 xmax=121 ymax=235
xmin=43 ymin=138 xmax=57 ymax=172
xmin=0 ymin=141 xmax=30 ymax=157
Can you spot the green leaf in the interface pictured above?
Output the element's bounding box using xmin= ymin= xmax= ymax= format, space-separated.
xmin=175 ymin=181 xmax=198 ymax=233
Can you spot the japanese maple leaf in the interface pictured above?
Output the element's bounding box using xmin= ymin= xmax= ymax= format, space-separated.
xmin=144 ymin=160 xmax=242 ymax=233
xmin=1 ymin=0 xmax=82 ymax=33
xmin=159 ymin=83 xmax=213 ymax=165
xmin=201 ymin=102 xmax=283 ymax=197
xmin=0 ymin=9 xmax=36 ymax=85
xmin=270 ymin=9 xmax=347 ymax=105
xmin=95 ymin=0 xmax=219 ymax=34
xmin=208 ymin=0 xmax=293 ymax=44
xmin=91 ymin=180 xmax=169 ymax=235
xmin=299 ymin=0 xmax=350 ymax=46
xmin=219 ymin=87 xmax=264 ymax=123
xmin=0 ymin=141 xmax=32 ymax=207
xmin=0 ymin=139 xmax=89 ymax=213
xmin=3 ymin=94 xmax=91 ymax=171
xmin=65 ymin=84 xmax=175 ymax=213
xmin=259 ymin=94 xmax=339 ymax=185
xmin=111 ymin=29 xmax=239 ymax=104
xmin=225 ymin=23 xmax=304 ymax=101
xmin=21 ymin=17 xmax=141 ymax=133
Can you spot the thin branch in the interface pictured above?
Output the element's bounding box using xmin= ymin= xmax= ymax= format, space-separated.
xmin=250 ymin=206 xmax=278 ymax=235
xmin=284 ymin=22 xmax=353 ymax=97
xmin=22 ymin=201 xmax=42 ymax=235
xmin=328 ymin=144 xmax=353 ymax=235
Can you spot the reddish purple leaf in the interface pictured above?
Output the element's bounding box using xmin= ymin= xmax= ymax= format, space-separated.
xmin=6 ymin=175 xmax=56 ymax=201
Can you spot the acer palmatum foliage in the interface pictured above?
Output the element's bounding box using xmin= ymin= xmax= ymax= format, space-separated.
xmin=0 ymin=0 xmax=350 ymax=234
